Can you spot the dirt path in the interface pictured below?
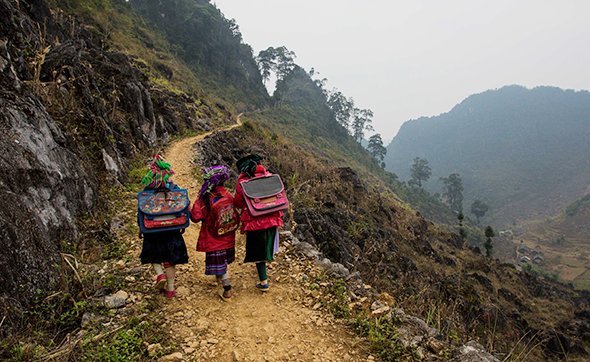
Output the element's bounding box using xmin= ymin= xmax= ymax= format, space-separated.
xmin=158 ymin=118 xmax=367 ymax=361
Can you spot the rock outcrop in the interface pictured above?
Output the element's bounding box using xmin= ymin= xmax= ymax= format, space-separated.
xmin=0 ymin=0 xmax=228 ymax=329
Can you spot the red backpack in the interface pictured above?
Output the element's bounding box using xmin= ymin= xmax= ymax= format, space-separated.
xmin=208 ymin=190 xmax=240 ymax=236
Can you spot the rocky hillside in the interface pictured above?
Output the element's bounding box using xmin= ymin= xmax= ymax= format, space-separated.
xmin=195 ymin=57 xmax=590 ymax=360
xmin=385 ymin=85 xmax=590 ymax=227
xmin=198 ymin=121 xmax=590 ymax=360
xmin=0 ymin=0 xmax=230 ymax=333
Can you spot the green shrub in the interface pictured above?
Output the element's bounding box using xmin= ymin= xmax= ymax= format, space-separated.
xmin=82 ymin=318 xmax=150 ymax=361
xmin=353 ymin=316 xmax=414 ymax=361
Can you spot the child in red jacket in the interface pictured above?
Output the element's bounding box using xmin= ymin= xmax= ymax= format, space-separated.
xmin=234 ymin=155 xmax=284 ymax=292
xmin=190 ymin=165 xmax=238 ymax=299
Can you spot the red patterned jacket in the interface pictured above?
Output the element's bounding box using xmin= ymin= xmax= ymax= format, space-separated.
xmin=190 ymin=186 xmax=236 ymax=252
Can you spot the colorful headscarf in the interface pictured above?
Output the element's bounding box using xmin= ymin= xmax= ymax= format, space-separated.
xmin=198 ymin=165 xmax=230 ymax=200
xmin=141 ymin=154 xmax=175 ymax=189
xmin=236 ymin=154 xmax=262 ymax=177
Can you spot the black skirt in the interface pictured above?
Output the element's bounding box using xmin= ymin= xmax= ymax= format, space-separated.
xmin=244 ymin=227 xmax=277 ymax=263
xmin=140 ymin=230 xmax=189 ymax=265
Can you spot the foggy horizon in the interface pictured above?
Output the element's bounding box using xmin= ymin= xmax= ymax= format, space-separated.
xmin=213 ymin=0 xmax=590 ymax=140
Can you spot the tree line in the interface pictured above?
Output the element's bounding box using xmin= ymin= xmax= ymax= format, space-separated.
xmin=255 ymin=46 xmax=387 ymax=167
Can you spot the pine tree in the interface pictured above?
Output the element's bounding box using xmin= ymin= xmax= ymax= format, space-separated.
xmin=484 ymin=226 xmax=495 ymax=257
xmin=440 ymin=173 xmax=464 ymax=213
xmin=410 ymin=157 xmax=431 ymax=188
xmin=367 ymin=134 xmax=387 ymax=166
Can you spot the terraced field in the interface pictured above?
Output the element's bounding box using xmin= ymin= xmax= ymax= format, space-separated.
xmin=519 ymin=199 xmax=590 ymax=290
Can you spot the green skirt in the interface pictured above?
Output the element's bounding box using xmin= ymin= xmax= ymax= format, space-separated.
xmin=244 ymin=227 xmax=277 ymax=263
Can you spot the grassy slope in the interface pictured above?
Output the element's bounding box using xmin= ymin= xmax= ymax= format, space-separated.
xmin=56 ymin=0 xmax=232 ymax=113
xmin=127 ymin=0 xmax=269 ymax=108
xmin=216 ymin=71 xmax=588 ymax=359
xmin=268 ymin=68 xmax=461 ymax=227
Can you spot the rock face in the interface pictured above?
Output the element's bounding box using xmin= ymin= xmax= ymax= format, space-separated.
xmin=0 ymin=0 xmax=227 ymax=328
xmin=0 ymin=86 xmax=93 ymax=303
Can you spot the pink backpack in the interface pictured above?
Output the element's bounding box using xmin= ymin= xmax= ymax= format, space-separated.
xmin=240 ymin=174 xmax=289 ymax=216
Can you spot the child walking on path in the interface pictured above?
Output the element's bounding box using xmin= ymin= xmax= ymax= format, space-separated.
xmin=190 ymin=166 xmax=237 ymax=299
xmin=233 ymin=155 xmax=284 ymax=292
xmin=138 ymin=155 xmax=189 ymax=299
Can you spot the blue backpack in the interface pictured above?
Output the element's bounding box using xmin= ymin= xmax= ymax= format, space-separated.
xmin=137 ymin=184 xmax=190 ymax=234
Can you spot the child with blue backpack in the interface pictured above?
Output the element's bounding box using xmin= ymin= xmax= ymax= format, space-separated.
xmin=190 ymin=165 xmax=238 ymax=299
xmin=138 ymin=155 xmax=189 ymax=299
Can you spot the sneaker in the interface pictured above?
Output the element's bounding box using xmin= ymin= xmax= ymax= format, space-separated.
xmin=154 ymin=274 xmax=167 ymax=290
xmin=255 ymin=282 xmax=269 ymax=292
xmin=164 ymin=290 xmax=176 ymax=299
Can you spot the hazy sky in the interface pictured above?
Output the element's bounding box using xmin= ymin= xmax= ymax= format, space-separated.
xmin=213 ymin=0 xmax=590 ymax=140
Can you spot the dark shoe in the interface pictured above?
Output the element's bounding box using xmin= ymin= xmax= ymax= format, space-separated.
xmin=219 ymin=289 xmax=232 ymax=301
xmin=256 ymin=282 xmax=269 ymax=292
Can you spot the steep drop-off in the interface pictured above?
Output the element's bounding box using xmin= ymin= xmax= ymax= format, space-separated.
xmin=195 ymin=70 xmax=590 ymax=359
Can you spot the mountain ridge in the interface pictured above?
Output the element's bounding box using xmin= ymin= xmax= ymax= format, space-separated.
xmin=385 ymin=85 xmax=590 ymax=226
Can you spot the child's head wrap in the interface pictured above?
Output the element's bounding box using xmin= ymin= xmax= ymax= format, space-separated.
xmin=198 ymin=165 xmax=230 ymax=199
xmin=236 ymin=154 xmax=262 ymax=177
xmin=141 ymin=154 xmax=174 ymax=189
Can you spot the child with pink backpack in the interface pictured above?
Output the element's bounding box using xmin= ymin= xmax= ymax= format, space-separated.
xmin=233 ymin=155 xmax=288 ymax=292
xmin=190 ymin=165 xmax=239 ymax=299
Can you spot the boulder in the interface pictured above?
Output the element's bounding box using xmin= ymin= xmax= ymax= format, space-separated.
xmin=104 ymin=290 xmax=128 ymax=309
xmin=454 ymin=341 xmax=499 ymax=362
xmin=293 ymin=241 xmax=322 ymax=260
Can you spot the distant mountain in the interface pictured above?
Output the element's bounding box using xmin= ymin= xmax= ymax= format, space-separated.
xmin=385 ymin=85 xmax=590 ymax=226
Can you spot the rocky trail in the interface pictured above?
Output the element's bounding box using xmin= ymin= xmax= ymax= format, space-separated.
xmin=94 ymin=118 xmax=501 ymax=362
xmin=146 ymin=119 xmax=369 ymax=361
